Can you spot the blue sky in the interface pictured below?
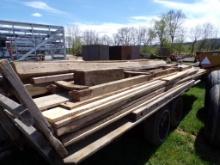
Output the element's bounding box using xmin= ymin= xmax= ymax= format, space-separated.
xmin=1 ymin=0 xmax=220 ymax=36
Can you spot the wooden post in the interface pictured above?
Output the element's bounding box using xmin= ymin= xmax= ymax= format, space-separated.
xmin=0 ymin=60 xmax=68 ymax=157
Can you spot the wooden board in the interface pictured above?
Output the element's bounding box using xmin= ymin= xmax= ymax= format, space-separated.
xmin=32 ymin=73 xmax=74 ymax=84
xmin=12 ymin=60 xmax=166 ymax=78
xmin=69 ymin=75 xmax=150 ymax=101
xmin=55 ymin=81 xmax=88 ymax=90
xmin=50 ymin=80 xmax=166 ymax=126
xmin=63 ymin=121 xmax=133 ymax=164
xmin=34 ymin=94 xmax=69 ymax=111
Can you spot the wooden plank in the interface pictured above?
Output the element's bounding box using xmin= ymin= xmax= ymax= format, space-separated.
xmin=69 ymin=75 xmax=151 ymax=101
xmin=0 ymin=60 xmax=68 ymax=157
xmin=12 ymin=60 xmax=166 ymax=78
xmin=51 ymin=80 xmax=166 ymax=127
xmin=24 ymin=84 xmax=48 ymax=97
xmin=34 ymin=94 xmax=69 ymax=111
xmin=63 ymin=121 xmax=133 ymax=164
xmin=58 ymin=87 xmax=166 ymax=138
xmin=55 ymin=81 xmax=88 ymax=90
xmin=32 ymin=73 xmax=74 ymax=84
xmin=131 ymin=80 xmax=195 ymax=120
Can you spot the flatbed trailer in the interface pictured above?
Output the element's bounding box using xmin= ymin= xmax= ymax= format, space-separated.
xmin=0 ymin=59 xmax=207 ymax=164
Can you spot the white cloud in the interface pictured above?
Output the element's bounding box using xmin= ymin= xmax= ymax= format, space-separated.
xmin=24 ymin=1 xmax=65 ymax=14
xmin=32 ymin=12 xmax=42 ymax=17
xmin=69 ymin=16 xmax=156 ymax=37
xmin=154 ymin=0 xmax=220 ymax=31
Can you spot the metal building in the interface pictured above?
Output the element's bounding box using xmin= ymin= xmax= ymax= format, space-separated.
xmin=0 ymin=20 xmax=66 ymax=61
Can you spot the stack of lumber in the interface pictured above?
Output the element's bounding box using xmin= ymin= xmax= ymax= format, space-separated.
xmin=0 ymin=59 xmax=207 ymax=161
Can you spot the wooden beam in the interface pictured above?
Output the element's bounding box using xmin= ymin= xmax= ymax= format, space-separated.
xmin=32 ymin=73 xmax=74 ymax=84
xmin=0 ymin=60 xmax=68 ymax=157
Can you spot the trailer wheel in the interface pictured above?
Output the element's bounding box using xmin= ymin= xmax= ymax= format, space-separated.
xmin=144 ymin=108 xmax=170 ymax=146
xmin=170 ymin=97 xmax=183 ymax=128
xmin=205 ymin=70 xmax=220 ymax=147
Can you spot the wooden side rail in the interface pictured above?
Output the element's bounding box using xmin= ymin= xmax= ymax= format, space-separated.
xmin=0 ymin=60 xmax=68 ymax=157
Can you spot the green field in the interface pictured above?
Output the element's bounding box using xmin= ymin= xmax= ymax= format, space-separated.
xmin=81 ymin=83 xmax=220 ymax=165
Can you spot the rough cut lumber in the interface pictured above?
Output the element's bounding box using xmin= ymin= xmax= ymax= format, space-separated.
xmin=49 ymin=68 xmax=197 ymax=126
xmin=12 ymin=60 xmax=166 ymax=78
xmin=69 ymin=75 xmax=151 ymax=101
xmin=62 ymin=81 xmax=149 ymax=110
xmin=24 ymin=84 xmax=48 ymax=97
xmin=51 ymin=80 xmax=166 ymax=126
xmin=0 ymin=60 xmax=68 ymax=157
xmin=57 ymin=87 xmax=166 ymax=137
xmin=32 ymin=73 xmax=74 ymax=84
xmin=55 ymin=81 xmax=88 ymax=90
xmin=63 ymin=121 xmax=133 ymax=164
xmin=73 ymin=69 xmax=124 ymax=86
xmin=34 ymin=94 xmax=69 ymax=111
xmin=43 ymin=107 xmax=72 ymax=122
xmin=131 ymin=80 xmax=195 ymax=120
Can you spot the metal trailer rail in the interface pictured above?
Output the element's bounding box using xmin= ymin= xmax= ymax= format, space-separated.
xmin=0 ymin=20 xmax=66 ymax=60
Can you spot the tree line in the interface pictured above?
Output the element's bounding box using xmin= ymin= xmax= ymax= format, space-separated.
xmin=66 ymin=10 xmax=219 ymax=56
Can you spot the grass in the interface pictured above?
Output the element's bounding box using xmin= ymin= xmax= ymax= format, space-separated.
xmin=2 ymin=83 xmax=220 ymax=165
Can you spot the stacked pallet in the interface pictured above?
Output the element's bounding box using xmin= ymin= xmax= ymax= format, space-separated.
xmin=0 ymin=59 xmax=207 ymax=162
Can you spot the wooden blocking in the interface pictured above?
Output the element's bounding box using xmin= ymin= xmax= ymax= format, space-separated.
xmin=69 ymin=75 xmax=150 ymax=101
xmin=24 ymin=84 xmax=48 ymax=97
xmin=32 ymin=73 xmax=74 ymax=84
xmin=34 ymin=94 xmax=69 ymax=111
xmin=73 ymin=69 xmax=124 ymax=86
xmin=55 ymin=81 xmax=88 ymax=90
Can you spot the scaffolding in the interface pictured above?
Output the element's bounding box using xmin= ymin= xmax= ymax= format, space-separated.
xmin=0 ymin=20 xmax=66 ymax=61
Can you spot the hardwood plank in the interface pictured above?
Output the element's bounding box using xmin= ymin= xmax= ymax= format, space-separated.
xmin=32 ymin=73 xmax=74 ymax=84
xmin=69 ymin=75 xmax=151 ymax=101
xmin=57 ymin=87 xmax=166 ymax=137
xmin=34 ymin=94 xmax=69 ymax=111
xmin=43 ymin=107 xmax=71 ymax=122
xmin=52 ymin=80 xmax=166 ymax=127
xmin=55 ymin=81 xmax=88 ymax=90
xmin=0 ymin=60 xmax=68 ymax=157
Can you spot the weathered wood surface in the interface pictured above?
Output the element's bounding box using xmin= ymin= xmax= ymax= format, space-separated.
xmin=55 ymin=81 xmax=88 ymax=90
xmin=46 ymin=80 xmax=166 ymax=125
xmin=63 ymin=121 xmax=133 ymax=164
xmin=69 ymin=75 xmax=150 ymax=101
xmin=12 ymin=60 xmax=166 ymax=78
xmin=34 ymin=94 xmax=69 ymax=111
xmin=32 ymin=73 xmax=74 ymax=84
xmin=73 ymin=68 xmax=125 ymax=86
xmin=0 ymin=60 xmax=68 ymax=157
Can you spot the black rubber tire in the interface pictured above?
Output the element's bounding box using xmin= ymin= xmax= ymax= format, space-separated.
xmin=143 ymin=108 xmax=170 ymax=146
xmin=205 ymin=70 xmax=220 ymax=147
xmin=170 ymin=97 xmax=183 ymax=128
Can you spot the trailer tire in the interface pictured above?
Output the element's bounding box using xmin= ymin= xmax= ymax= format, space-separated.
xmin=205 ymin=70 xmax=220 ymax=147
xmin=144 ymin=108 xmax=170 ymax=146
xmin=170 ymin=97 xmax=183 ymax=128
